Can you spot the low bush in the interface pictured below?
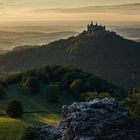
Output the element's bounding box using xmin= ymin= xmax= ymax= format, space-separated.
xmin=21 ymin=77 xmax=39 ymax=94
xmin=80 ymin=92 xmax=111 ymax=102
xmin=6 ymin=100 xmax=23 ymax=118
xmin=20 ymin=127 xmax=39 ymax=140
xmin=124 ymin=92 xmax=140 ymax=119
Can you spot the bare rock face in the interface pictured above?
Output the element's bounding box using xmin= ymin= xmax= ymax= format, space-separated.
xmin=37 ymin=98 xmax=140 ymax=140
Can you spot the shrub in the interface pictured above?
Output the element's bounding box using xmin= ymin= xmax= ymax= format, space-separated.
xmin=0 ymin=85 xmax=6 ymax=99
xmin=70 ymin=79 xmax=84 ymax=98
xmin=124 ymin=92 xmax=140 ymax=119
xmin=63 ymin=72 xmax=79 ymax=88
xmin=80 ymin=92 xmax=111 ymax=102
xmin=20 ymin=127 xmax=39 ymax=140
xmin=21 ymin=77 xmax=39 ymax=94
xmin=6 ymin=100 xmax=23 ymax=118
xmin=36 ymin=65 xmax=56 ymax=83
xmin=53 ymin=66 xmax=66 ymax=81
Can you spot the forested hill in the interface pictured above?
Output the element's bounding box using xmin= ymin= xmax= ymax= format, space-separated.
xmin=0 ymin=65 xmax=126 ymax=100
xmin=0 ymin=25 xmax=140 ymax=90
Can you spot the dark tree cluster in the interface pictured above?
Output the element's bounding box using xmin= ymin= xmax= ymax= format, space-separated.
xmin=1 ymin=65 xmax=126 ymax=100
xmin=6 ymin=100 xmax=23 ymax=118
xmin=21 ymin=77 xmax=39 ymax=94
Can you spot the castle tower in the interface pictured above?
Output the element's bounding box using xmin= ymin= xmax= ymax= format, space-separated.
xmin=86 ymin=21 xmax=106 ymax=35
xmin=87 ymin=24 xmax=90 ymax=31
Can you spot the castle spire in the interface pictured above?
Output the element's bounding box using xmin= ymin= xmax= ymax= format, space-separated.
xmin=87 ymin=24 xmax=90 ymax=31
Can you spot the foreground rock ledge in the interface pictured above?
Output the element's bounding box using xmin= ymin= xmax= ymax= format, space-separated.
xmin=37 ymin=98 xmax=140 ymax=140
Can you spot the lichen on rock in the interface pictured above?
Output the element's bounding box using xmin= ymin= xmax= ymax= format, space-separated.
xmin=37 ymin=98 xmax=140 ymax=140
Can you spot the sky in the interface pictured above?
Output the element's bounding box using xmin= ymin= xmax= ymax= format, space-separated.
xmin=0 ymin=0 xmax=140 ymax=24
xmin=1 ymin=0 xmax=140 ymax=7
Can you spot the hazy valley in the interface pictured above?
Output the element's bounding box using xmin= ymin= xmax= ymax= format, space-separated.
xmin=0 ymin=1 xmax=140 ymax=140
xmin=0 ymin=30 xmax=78 ymax=51
xmin=0 ymin=23 xmax=139 ymax=90
xmin=0 ymin=22 xmax=139 ymax=52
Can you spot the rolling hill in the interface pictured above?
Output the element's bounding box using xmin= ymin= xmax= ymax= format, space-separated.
xmin=0 ymin=64 xmax=125 ymax=139
xmin=0 ymin=23 xmax=140 ymax=90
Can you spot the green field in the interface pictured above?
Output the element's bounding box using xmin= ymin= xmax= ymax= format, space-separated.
xmin=0 ymin=83 xmax=73 ymax=139
xmin=0 ymin=117 xmax=28 ymax=140
xmin=0 ymin=65 xmax=124 ymax=140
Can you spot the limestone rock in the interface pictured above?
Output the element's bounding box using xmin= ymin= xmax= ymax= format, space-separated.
xmin=37 ymin=98 xmax=140 ymax=140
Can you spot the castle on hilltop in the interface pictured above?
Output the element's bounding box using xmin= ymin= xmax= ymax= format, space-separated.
xmin=87 ymin=21 xmax=106 ymax=35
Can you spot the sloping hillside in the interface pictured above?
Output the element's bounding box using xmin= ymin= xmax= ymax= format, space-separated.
xmin=0 ymin=65 xmax=125 ymax=134
xmin=0 ymin=24 xmax=140 ymax=89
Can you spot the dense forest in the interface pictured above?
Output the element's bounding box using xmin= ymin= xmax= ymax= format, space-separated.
xmin=0 ymin=65 xmax=127 ymax=102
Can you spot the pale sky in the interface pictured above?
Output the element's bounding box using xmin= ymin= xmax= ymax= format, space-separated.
xmin=0 ymin=0 xmax=140 ymax=23
xmin=1 ymin=0 xmax=140 ymax=7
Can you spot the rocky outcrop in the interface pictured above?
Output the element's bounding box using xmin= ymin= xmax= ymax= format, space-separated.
xmin=37 ymin=98 xmax=140 ymax=140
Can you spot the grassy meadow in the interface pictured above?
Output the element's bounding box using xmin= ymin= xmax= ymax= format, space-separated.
xmin=0 ymin=83 xmax=73 ymax=139
xmin=0 ymin=83 xmax=73 ymax=115
xmin=0 ymin=65 xmax=126 ymax=139
xmin=0 ymin=117 xmax=28 ymax=140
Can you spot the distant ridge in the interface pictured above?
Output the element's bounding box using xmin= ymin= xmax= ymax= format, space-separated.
xmin=0 ymin=22 xmax=140 ymax=90
xmin=0 ymin=30 xmax=78 ymax=50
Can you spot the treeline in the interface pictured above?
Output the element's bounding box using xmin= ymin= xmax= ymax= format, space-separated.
xmin=0 ymin=65 xmax=126 ymax=100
